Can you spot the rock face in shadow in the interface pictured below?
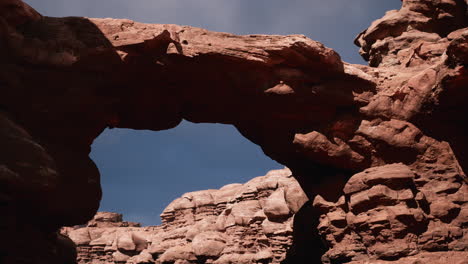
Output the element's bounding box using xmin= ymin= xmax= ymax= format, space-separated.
xmin=1 ymin=0 xmax=467 ymax=263
xmin=62 ymin=168 xmax=308 ymax=264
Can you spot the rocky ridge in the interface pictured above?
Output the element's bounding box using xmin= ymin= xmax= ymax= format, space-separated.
xmin=1 ymin=0 xmax=467 ymax=263
xmin=62 ymin=168 xmax=308 ymax=264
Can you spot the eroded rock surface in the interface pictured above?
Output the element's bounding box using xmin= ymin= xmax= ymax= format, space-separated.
xmin=314 ymin=163 xmax=467 ymax=263
xmin=1 ymin=0 xmax=467 ymax=263
xmin=62 ymin=168 xmax=308 ymax=264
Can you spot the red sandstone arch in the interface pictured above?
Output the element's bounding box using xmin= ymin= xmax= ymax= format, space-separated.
xmin=1 ymin=0 xmax=467 ymax=263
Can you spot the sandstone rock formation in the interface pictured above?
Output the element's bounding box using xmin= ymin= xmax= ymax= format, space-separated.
xmin=62 ymin=168 xmax=308 ymax=264
xmin=1 ymin=0 xmax=467 ymax=263
xmin=315 ymin=163 xmax=467 ymax=263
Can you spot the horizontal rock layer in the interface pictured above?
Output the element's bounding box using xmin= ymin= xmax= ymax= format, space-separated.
xmin=62 ymin=168 xmax=308 ymax=264
xmin=314 ymin=163 xmax=467 ymax=263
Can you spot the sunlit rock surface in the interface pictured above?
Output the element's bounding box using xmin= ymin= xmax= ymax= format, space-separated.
xmin=1 ymin=0 xmax=467 ymax=263
xmin=62 ymin=168 xmax=307 ymax=264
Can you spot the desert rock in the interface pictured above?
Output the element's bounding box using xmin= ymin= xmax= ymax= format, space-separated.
xmin=62 ymin=168 xmax=306 ymax=264
xmin=1 ymin=0 xmax=467 ymax=263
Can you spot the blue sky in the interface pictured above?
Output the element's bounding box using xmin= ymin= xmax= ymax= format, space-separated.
xmin=25 ymin=0 xmax=402 ymax=225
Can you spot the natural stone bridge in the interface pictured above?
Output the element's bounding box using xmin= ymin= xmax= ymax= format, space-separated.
xmin=0 ymin=0 xmax=467 ymax=263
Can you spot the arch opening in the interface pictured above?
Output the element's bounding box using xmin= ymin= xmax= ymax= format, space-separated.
xmin=90 ymin=120 xmax=283 ymax=225
xmin=77 ymin=120 xmax=330 ymax=263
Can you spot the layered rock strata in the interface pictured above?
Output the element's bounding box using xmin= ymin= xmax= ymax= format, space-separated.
xmin=314 ymin=163 xmax=467 ymax=263
xmin=62 ymin=168 xmax=308 ymax=264
xmin=1 ymin=0 xmax=467 ymax=263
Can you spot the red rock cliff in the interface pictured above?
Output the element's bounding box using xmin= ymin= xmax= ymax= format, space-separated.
xmin=0 ymin=0 xmax=467 ymax=263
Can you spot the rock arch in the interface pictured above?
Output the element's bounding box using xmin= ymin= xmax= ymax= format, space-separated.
xmin=1 ymin=0 xmax=467 ymax=263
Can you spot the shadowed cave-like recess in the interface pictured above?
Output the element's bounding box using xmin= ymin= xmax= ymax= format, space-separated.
xmin=0 ymin=0 xmax=467 ymax=263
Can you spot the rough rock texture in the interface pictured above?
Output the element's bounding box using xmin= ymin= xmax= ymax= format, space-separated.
xmin=85 ymin=212 xmax=141 ymax=228
xmin=314 ymin=163 xmax=467 ymax=263
xmin=62 ymin=168 xmax=308 ymax=264
xmin=1 ymin=0 xmax=468 ymax=263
